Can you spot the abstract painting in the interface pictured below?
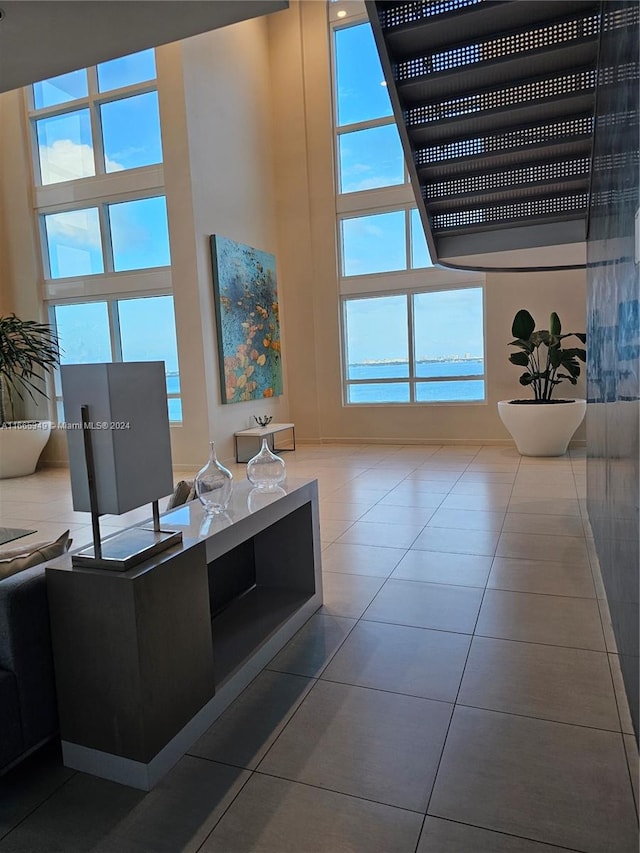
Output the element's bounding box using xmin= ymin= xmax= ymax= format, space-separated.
xmin=210 ymin=235 xmax=283 ymax=404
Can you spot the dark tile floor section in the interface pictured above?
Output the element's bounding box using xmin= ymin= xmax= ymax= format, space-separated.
xmin=0 ymin=446 xmax=638 ymax=852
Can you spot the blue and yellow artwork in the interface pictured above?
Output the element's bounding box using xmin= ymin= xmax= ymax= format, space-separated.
xmin=210 ymin=235 xmax=283 ymax=404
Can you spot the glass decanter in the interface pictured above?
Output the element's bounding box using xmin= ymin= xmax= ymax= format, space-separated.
xmin=194 ymin=441 xmax=233 ymax=514
xmin=246 ymin=437 xmax=286 ymax=490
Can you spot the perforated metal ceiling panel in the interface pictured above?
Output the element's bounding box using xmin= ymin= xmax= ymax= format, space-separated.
xmin=366 ymin=0 xmax=638 ymax=270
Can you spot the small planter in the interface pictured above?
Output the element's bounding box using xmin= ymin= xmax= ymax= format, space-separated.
xmin=498 ymin=399 xmax=586 ymax=457
xmin=0 ymin=421 xmax=52 ymax=478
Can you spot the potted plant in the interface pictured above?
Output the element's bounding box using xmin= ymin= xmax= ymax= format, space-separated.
xmin=497 ymin=309 xmax=587 ymax=456
xmin=0 ymin=314 xmax=60 ymax=478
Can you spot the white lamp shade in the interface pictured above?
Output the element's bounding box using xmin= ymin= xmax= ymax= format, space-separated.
xmin=61 ymin=362 xmax=174 ymax=515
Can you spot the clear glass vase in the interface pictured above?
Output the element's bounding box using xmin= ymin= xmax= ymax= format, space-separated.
xmin=195 ymin=441 xmax=233 ymax=514
xmin=246 ymin=437 xmax=286 ymax=491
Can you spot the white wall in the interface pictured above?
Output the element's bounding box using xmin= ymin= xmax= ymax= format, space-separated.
xmin=156 ymin=17 xmax=290 ymax=466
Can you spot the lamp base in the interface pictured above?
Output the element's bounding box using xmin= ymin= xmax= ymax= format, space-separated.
xmin=71 ymin=527 xmax=183 ymax=571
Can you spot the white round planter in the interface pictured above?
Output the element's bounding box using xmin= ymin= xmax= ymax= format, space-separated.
xmin=0 ymin=421 xmax=52 ymax=478
xmin=497 ymin=399 xmax=586 ymax=457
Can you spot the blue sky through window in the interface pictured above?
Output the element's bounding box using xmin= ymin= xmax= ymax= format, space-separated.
xmin=45 ymin=208 xmax=104 ymax=278
xmin=339 ymin=124 xmax=404 ymax=192
xmin=335 ymin=24 xmax=392 ymax=126
xmin=346 ymin=295 xmax=408 ymax=366
xmin=119 ymin=295 xmax=180 ymax=383
xmin=33 ymin=69 xmax=88 ymax=109
xmin=101 ymin=91 xmax=163 ymax=171
xmin=413 ymin=288 xmax=484 ymax=362
xmin=97 ymin=49 xmax=157 ymax=91
xmin=342 ymin=211 xmax=406 ymax=276
xmin=108 ymin=196 xmax=171 ymax=271
xmin=411 ymin=209 xmax=432 ymax=268
xmin=54 ymin=302 xmax=112 ymax=370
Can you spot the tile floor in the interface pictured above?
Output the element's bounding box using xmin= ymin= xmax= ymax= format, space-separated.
xmin=0 ymin=443 xmax=638 ymax=853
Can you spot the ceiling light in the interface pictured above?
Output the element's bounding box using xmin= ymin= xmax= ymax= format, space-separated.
xmin=336 ymin=10 xmax=347 ymax=18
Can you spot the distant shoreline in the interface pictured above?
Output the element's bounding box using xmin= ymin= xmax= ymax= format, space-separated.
xmin=351 ymin=358 xmax=483 ymax=367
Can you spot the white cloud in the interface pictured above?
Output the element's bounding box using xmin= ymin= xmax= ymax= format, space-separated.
xmin=46 ymin=208 xmax=102 ymax=250
xmin=39 ymin=138 xmax=123 ymax=184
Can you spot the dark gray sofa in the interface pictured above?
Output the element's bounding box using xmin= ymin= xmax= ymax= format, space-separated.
xmin=0 ymin=563 xmax=58 ymax=773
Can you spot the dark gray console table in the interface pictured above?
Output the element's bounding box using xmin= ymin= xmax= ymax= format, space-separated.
xmin=45 ymin=477 xmax=322 ymax=790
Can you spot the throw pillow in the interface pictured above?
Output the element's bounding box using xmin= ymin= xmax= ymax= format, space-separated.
xmin=0 ymin=539 xmax=52 ymax=561
xmin=0 ymin=530 xmax=72 ymax=581
xmin=166 ymin=480 xmax=195 ymax=510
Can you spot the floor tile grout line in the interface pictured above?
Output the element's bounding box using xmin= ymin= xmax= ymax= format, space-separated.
xmin=447 ymin=701 xmax=624 ymax=735
xmin=192 ymin=759 xmax=257 ymax=852
xmin=251 ymin=767 xmax=426 ymax=816
xmin=305 ymin=673 xmax=625 ymax=734
xmin=427 ymin=815 xmax=589 ymax=853
xmin=0 ymin=766 xmax=79 ymax=843
xmin=353 ymin=615 xmax=609 ymax=654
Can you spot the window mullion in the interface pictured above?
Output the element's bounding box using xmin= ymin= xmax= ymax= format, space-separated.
xmin=86 ymin=66 xmax=99 ymax=97
xmin=38 ymin=213 xmax=52 ymax=279
xmin=87 ymin=66 xmax=107 ymax=177
xmin=109 ymin=300 xmax=123 ymax=363
xmin=407 ymin=292 xmax=416 ymax=402
xmin=405 ymin=208 xmax=411 ymax=273
xmin=100 ymin=203 xmax=114 ymax=273
xmin=336 ymin=115 xmax=396 ymax=136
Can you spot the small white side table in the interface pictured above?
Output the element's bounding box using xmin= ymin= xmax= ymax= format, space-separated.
xmin=234 ymin=423 xmax=296 ymax=463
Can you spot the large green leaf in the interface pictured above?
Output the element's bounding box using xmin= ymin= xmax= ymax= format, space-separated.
xmin=512 ymin=309 xmax=535 ymax=340
xmin=549 ymin=347 xmax=563 ymax=368
xmin=549 ymin=312 xmax=561 ymax=336
xmin=509 ymin=351 xmax=530 ymax=366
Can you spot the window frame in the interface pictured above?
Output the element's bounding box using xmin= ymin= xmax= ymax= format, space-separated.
xmin=37 ymin=192 xmax=171 ymax=282
xmin=26 ymin=61 xmax=160 ymax=187
xmin=341 ymin=283 xmax=487 ymax=407
xmin=49 ymin=292 xmax=182 ymax=423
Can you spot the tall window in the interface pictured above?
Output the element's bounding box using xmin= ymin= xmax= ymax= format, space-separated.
xmin=28 ymin=51 xmax=182 ymax=421
xmin=332 ymin=11 xmax=485 ymax=405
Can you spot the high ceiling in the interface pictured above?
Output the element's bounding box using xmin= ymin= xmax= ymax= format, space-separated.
xmin=0 ymin=1 xmax=288 ymax=94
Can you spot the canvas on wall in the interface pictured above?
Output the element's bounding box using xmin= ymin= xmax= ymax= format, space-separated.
xmin=210 ymin=235 xmax=283 ymax=404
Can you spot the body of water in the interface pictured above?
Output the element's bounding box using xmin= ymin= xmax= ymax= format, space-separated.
xmin=347 ymin=360 xmax=484 ymax=403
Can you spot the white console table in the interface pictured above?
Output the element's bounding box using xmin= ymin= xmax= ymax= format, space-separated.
xmin=234 ymin=422 xmax=295 ymax=462
xmin=45 ymin=477 xmax=321 ymax=790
